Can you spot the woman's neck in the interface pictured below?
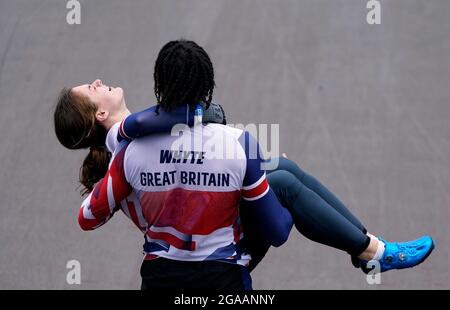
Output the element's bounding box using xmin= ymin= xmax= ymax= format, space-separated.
xmin=104 ymin=108 xmax=131 ymax=130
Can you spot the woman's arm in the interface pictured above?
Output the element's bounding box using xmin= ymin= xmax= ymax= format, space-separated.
xmin=118 ymin=102 xmax=226 ymax=141
xmin=78 ymin=191 xmax=117 ymax=231
xmin=78 ymin=142 xmax=132 ymax=231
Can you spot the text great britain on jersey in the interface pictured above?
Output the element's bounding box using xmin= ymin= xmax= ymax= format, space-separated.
xmin=140 ymin=171 xmax=231 ymax=187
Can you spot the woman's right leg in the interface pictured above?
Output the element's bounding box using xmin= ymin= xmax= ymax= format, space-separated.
xmin=267 ymin=170 xmax=371 ymax=257
xmin=265 ymin=169 xmax=434 ymax=273
xmin=268 ymin=156 xmax=370 ymax=267
xmin=268 ymin=157 xmax=367 ymax=234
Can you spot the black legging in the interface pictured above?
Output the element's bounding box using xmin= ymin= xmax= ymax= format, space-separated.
xmin=243 ymin=157 xmax=370 ymax=271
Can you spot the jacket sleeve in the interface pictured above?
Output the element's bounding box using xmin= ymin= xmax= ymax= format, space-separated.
xmin=118 ymin=105 xmax=190 ymax=141
xmin=117 ymin=102 xmax=227 ymax=141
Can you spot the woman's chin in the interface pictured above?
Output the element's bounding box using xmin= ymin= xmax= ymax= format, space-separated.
xmin=114 ymin=86 xmax=124 ymax=97
xmin=112 ymin=87 xmax=124 ymax=103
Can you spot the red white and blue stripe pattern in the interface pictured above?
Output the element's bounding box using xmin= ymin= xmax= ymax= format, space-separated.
xmin=79 ymin=121 xmax=292 ymax=267
xmin=242 ymin=173 xmax=269 ymax=201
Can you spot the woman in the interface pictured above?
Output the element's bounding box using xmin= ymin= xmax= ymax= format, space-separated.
xmin=54 ymin=40 xmax=434 ymax=289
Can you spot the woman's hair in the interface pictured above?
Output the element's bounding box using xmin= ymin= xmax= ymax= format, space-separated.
xmin=54 ymin=88 xmax=111 ymax=195
xmin=154 ymin=39 xmax=215 ymax=112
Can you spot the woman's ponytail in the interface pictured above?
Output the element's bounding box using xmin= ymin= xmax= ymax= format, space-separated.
xmin=79 ymin=146 xmax=111 ymax=196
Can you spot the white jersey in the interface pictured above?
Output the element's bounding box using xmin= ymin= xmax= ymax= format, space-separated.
xmin=80 ymin=122 xmax=272 ymax=266
xmin=123 ymin=124 xmax=251 ymax=265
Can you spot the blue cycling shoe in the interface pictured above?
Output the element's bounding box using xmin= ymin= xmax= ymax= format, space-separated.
xmin=359 ymin=235 xmax=434 ymax=273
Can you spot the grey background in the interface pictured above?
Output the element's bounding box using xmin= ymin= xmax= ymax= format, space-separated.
xmin=0 ymin=0 xmax=449 ymax=289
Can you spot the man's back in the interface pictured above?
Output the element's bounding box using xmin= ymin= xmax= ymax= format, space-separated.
xmin=123 ymin=123 xmax=251 ymax=265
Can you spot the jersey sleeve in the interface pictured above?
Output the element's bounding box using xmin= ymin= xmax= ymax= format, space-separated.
xmin=118 ymin=105 xmax=190 ymax=141
xmin=117 ymin=102 xmax=226 ymax=141
xmin=239 ymin=131 xmax=293 ymax=247
xmin=78 ymin=142 xmax=132 ymax=231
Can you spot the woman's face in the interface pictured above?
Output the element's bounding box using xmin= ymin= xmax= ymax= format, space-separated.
xmin=72 ymin=79 xmax=126 ymax=120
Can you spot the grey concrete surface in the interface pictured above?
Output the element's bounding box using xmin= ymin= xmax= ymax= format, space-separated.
xmin=0 ymin=0 xmax=449 ymax=289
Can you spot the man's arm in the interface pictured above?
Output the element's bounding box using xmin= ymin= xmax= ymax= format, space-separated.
xmin=240 ymin=131 xmax=293 ymax=247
